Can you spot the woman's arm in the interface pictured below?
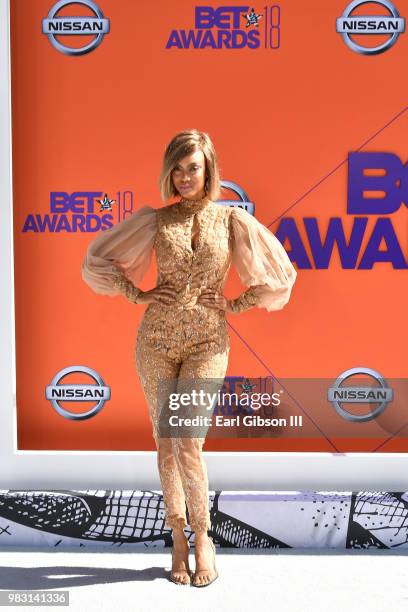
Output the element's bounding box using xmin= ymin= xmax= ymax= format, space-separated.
xmin=228 ymin=286 xmax=260 ymax=313
xmin=112 ymin=270 xmax=143 ymax=304
xmin=229 ymin=206 xmax=297 ymax=313
xmin=81 ymin=205 xmax=157 ymax=300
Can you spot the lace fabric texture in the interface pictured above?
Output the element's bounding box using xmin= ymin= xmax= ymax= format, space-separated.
xmin=81 ymin=197 xmax=297 ymax=531
xmin=112 ymin=274 xmax=142 ymax=303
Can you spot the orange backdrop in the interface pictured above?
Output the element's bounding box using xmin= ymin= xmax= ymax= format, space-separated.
xmin=11 ymin=0 xmax=408 ymax=451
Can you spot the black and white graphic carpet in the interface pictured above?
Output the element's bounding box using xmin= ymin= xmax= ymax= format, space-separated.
xmin=0 ymin=490 xmax=406 ymax=549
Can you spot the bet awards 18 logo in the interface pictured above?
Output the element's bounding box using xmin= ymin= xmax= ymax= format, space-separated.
xmin=166 ymin=5 xmax=281 ymax=50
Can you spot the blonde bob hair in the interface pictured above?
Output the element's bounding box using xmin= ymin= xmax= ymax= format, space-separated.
xmin=159 ymin=129 xmax=221 ymax=203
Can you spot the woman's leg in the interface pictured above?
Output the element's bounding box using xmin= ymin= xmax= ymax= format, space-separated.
xmin=135 ymin=337 xmax=192 ymax=584
xmin=172 ymin=346 xmax=229 ymax=585
xmin=135 ymin=338 xmax=187 ymax=531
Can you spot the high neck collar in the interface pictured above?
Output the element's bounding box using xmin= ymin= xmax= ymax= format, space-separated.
xmin=178 ymin=194 xmax=211 ymax=214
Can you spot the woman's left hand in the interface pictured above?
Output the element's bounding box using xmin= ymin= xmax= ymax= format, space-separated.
xmin=197 ymin=289 xmax=232 ymax=311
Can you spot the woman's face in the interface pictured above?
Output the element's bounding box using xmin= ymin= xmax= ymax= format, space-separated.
xmin=171 ymin=150 xmax=207 ymax=200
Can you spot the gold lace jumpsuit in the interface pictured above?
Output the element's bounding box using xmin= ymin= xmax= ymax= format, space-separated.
xmin=81 ymin=195 xmax=297 ymax=532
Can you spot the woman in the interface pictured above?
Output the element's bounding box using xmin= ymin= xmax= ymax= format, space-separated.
xmin=81 ymin=129 xmax=297 ymax=587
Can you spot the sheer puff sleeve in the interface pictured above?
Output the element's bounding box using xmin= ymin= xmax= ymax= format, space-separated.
xmin=229 ymin=206 xmax=297 ymax=313
xmin=81 ymin=205 xmax=157 ymax=299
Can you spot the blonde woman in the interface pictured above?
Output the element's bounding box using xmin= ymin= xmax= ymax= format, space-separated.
xmin=82 ymin=129 xmax=297 ymax=587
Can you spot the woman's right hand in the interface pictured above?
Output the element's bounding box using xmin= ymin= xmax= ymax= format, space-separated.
xmin=137 ymin=284 xmax=178 ymax=305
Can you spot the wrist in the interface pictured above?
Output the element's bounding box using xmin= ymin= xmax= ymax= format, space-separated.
xmin=226 ymin=298 xmax=240 ymax=313
xmin=229 ymin=290 xmax=259 ymax=313
xmin=112 ymin=272 xmax=141 ymax=304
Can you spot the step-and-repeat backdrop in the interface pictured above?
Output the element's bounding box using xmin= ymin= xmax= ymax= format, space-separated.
xmin=11 ymin=0 xmax=408 ymax=452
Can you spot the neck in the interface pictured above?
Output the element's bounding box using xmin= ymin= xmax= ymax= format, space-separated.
xmin=178 ymin=193 xmax=211 ymax=213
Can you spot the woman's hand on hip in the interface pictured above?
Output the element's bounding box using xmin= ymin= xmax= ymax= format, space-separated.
xmin=137 ymin=284 xmax=177 ymax=305
xmin=197 ymin=289 xmax=233 ymax=312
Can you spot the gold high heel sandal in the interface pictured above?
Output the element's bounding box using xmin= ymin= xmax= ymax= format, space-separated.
xmin=168 ymin=546 xmax=192 ymax=586
xmin=192 ymin=537 xmax=219 ymax=588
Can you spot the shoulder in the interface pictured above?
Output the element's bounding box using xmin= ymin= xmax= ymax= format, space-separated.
xmin=126 ymin=204 xmax=158 ymax=218
xmin=159 ymin=202 xmax=177 ymax=212
xmin=228 ymin=205 xmax=255 ymax=229
xmin=130 ymin=205 xmax=158 ymax=226
xmin=139 ymin=204 xmax=158 ymax=215
xmin=119 ymin=205 xmax=158 ymax=234
xmin=157 ymin=201 xmax=179 ymax=218
xmin=229 ymin=205 xmax=252 ymax=219
xmin=105 ymin=205 xmax=157 ymax=231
